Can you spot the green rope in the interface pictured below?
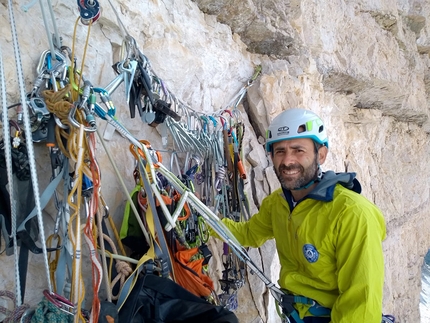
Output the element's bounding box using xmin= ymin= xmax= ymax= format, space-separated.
xmin=30 ymin=297 xmax=73 ymax=323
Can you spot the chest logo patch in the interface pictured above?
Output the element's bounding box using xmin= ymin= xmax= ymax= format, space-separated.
xmin=303 ymin=244 xmax=319 ymax=263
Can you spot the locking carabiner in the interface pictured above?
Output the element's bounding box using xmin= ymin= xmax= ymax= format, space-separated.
xmin=129 ymin=139 xmax=162 ymax=166
xmin=43 ymin=290 xmax=77 ymax=316
xmin=68 ymin=102 xmax=97 ymax=132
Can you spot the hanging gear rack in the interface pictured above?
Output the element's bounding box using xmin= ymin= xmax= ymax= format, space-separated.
xmin=118 ymin=134 xmax=301 ymax=322
xmin=1 ymin=0 xmax=275 ymax=320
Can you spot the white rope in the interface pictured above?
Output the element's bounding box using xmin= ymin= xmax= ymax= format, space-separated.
xmin=45 ymin=0 xmax=61 ymax=48
xmin=0 ymin=45 xmax=22 ymax=306
xmin=7 ymin=0 xmax=52 ymax=293
xmin=106 ymin=0 xmax=130 ymax=41
xmin=96 ymin=205 xmax=112 ymax=302
xmin=95 ymin=128 xmax=151 ymax=245
xmin=38 ymin=0 xmax=58 ymax=61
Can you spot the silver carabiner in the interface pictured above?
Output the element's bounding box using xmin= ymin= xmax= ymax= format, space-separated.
xmin=20 ymin=307 xmax=35 ymax=322
xmin=36 ymin=49 xmax=67 ymax=75
xmin=117 ymin=59 xmax=137 ymax=103
xmin=68 ymin=102 xmax=96 ymax=132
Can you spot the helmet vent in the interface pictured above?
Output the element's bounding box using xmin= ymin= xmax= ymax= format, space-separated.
xmin=297 ymin=125 xmax=306 ymax=133
xmin=318 ymin=125 xmax=324 ymax=133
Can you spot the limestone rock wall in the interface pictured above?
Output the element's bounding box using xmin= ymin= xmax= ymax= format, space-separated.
xmin=1 ymin=0 xmax=430 ymax=322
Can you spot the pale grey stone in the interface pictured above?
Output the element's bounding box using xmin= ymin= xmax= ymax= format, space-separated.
xmin=265 ymin=166 xmax=281 ymax=194
xmin=247 ymin=145 xmax=269 ymax=168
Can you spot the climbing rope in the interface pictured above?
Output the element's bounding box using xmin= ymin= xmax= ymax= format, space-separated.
xmin=37 ymin=0 xmax=62 ymax=61
xmin=67 ymin=125 xmax=86 ymax=323
xmin=83 ymin=132 xmax=103 ymax=323
xmin=102 ymin=236 xmax=132 ymax=301
xmin=0 ymin=290 xmax=30 ymax=323
xmin=7 ymin=0 xmax=53 ymax=298
xmin=0 ymin=44 xmax=23 ymax=305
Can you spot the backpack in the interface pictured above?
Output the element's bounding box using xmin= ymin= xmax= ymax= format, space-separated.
xmin=118 ymin=272 xmax=238 ymax=323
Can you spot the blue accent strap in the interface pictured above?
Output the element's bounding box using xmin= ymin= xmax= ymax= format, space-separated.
xmin=308 ymin=303 xmax=331 ymax=316
xmin=293 ymin=295 xmax=315 ymax=305
xmin=281 ymin=294 xmax=331 ymax=322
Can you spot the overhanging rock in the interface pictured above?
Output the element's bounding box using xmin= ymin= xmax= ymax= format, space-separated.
xmin=193 ymin=0 xmax=303 ymax=58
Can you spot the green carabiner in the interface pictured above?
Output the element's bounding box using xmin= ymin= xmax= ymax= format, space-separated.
xmin=198 ymin=216 xmax=210 ymax=243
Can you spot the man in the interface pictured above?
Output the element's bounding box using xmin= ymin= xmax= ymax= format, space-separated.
xmin=216 ymin=108 xmax=386 ymax=323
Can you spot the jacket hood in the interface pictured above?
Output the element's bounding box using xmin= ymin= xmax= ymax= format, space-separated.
xmin=282 ymin=171 xmax=362 ymax=205
xmin=309 ymin=171 xmax=361 ymax=200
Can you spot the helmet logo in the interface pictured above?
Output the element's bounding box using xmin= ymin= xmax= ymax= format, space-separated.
xmin=277 ymin=126 xmax=289 ymax=132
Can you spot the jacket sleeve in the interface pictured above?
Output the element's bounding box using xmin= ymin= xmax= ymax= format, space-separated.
xmin=330 ymin=204 xmax=386 ymax=323
xmin=210 ymin=195 xmax=275 ymax=248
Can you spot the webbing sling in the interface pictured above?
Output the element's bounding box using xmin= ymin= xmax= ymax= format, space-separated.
xmin=137 ymin=154 xmax=173 ymax=276
xmin=116 ymin=206 xmax=157 ymax=310
xmin=54 ymin=158 xmax=72 ymax=297
xmin=116 ymin=152 xmax=179 ymax=311
xmin=16 ymin=161 xmax=65 ymax=251
xmin=1 ymin=159 xmax=66 ymax=303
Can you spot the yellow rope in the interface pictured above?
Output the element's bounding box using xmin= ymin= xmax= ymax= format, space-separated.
xmin=38 ymin=13 xmax=97 ymax=323
xmin=42 ymin=86 xmax=93 ymax=179
xmin=46 ymin=234 xmax=61 ymax=292
xmin=70 ymin=16 xmax=93 ymax=100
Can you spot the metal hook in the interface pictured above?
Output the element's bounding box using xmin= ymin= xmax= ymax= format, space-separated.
xmin=93 ymin=87 xmax=116 ymax=120
xmin=175 ymin=98 xmax=189 ymax=129
xmin=43 ymin=290 xmax=76 ymax=316
xmin=36 ymin=49 xmax=67 ymax=75
xmin=68 ymin=102 xmax=97 ymax=132
xmin=170 ymin=151 xmax=182 ymax=177
xmin=105 ymin=60 xmax=137 ymax=104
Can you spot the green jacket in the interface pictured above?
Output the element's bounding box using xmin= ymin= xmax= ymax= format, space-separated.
xmin=220 ymin=171 xmax=386 ymax=323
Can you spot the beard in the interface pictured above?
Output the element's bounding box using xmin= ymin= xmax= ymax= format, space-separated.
xmin=274 ymin=156 xmax=319 ymax=190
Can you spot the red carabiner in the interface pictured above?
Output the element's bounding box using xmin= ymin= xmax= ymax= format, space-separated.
xmin=43 ymin=290 xmax=76 ymax=316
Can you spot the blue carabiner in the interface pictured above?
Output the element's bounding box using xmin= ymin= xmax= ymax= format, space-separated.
xmin=46 ymin=53 xmax=65 ymax=70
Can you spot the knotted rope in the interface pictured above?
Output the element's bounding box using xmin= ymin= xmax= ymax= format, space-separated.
xmin=103 ymin=234 xmax=132 ymax=301
xmin=0 ymin=290 xmax=31 ymax=323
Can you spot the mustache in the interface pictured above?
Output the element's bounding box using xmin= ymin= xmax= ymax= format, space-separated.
xmin=278 ymin=164 xmax=303 ymax=172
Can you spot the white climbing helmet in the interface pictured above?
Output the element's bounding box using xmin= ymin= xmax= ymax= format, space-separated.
xmin=266 ymin=108 xmax=328 ymax=152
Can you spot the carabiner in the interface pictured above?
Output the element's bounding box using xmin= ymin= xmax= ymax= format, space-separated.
xmin=247 ymin=64 xmax=262 ymax=86
xmin=36 ymin=49 xmax=67 ymax=75
xmin=68 ymin=102 xmax=97 ymax=132
xmin=43 ymin=290 xmax=76 ymax=316
xmin=129 ymin=140 xmax=162 ymax=165
xmin=198 ymin=216 xmax=209 ymax=243
xmin=93 ymin=87 xmax=116 ymax=120
xmin=117 ymin=59 xmax=137 ymax=104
